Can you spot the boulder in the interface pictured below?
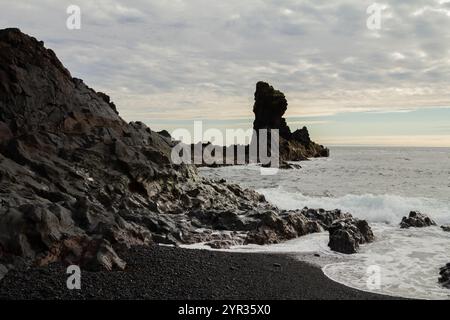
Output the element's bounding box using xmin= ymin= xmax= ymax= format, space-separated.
xmin=439 ymin=263 xmax=450 ymax=289
xmin=441 ymin=225 xmax=450 ymax=232
xmin=278 ymin=162 xmax=302 ymax=170
xmin=90 ymin=240 xmax=126 ymax=271
xmin=245 ymin=208 xmax=349 ymax=245
xmin=400 ymin=211 xmax=436 ymax=229
xmin=303 ymin=208 xmax=351 ymax=230
xmin=158 ymin=130 xmax=172 ymax=139
xmin=328 ymin=218 xmax=374 ymax=254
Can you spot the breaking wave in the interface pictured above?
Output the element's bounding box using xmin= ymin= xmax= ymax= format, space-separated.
xmin=257 ymin=187 xmax=450 ymax=225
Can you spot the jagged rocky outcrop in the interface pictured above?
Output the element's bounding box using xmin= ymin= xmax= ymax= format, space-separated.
xmin=328 ymin=218 xmax=374 ymax=254
xmin=0 ymin=28 xmax=353 ymax=275
xmin=252 ymin=81 xmax=329 ymax=162
xmin=400 ymin=211 xmax=436 ymax=229
xmin=190 ymin=82 xmax=329 ymax=167
xmin=253 ymin=81 xmax=290 ymax=139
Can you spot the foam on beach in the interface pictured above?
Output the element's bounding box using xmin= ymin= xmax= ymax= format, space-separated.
xmin=258 ymin=188 xmax=450 ymax=225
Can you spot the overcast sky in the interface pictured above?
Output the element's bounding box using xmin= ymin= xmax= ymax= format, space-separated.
xmin=1 ymin=0 xmax=450 ymax=146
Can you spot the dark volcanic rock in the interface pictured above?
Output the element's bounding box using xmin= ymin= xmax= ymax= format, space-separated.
xmin=328 ymin=218 xmax=374 ymax=254
xmin=189 ymin=82 xmax=329 ymax=167
xmin=439 ymin=263 xmax=450 ymax=289
xmin=0 ymin=27 xmax=184 ymax=270
xmin=0 ymin=28 xmax=349 ymax=273
xmin=441 ymin=225 xmax=450 ymax=232
xmin=252 ymin=81 xmax=329 ymax=162
xmin=245 ymin=210 xmax=322 ymax=245
xmin=157 ymin=130 xmax=171 ymax=139
xmin=278 ymin=162 xmax=302 ymax=170
xmin=245 ymin=208 xmax=350 ymax=245
xmin=253 ymin=81 xmax=291 ymax=140
xmin=400 ymin=211 xmax=436 ymax=229
xmin=304 ymin=208 xmax=351 ymax=230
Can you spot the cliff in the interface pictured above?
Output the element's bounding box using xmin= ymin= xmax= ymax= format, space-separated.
xmin=0 ymin=29 xmax=352 ymax=275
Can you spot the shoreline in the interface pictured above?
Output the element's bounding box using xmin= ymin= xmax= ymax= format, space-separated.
xmin=0 ymin=245 xmax=401 ymax=300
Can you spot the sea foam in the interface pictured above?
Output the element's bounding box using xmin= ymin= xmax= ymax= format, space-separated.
xmin=258 ymin=187 xmax=450 ymax=225
xmin=198 ymin=147 xmax=450 ymax=299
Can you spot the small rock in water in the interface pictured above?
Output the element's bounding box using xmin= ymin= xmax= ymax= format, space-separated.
xmin=439 ymin=263 xmax=450 ymax=289
xmin=328 ymin=218 xmax=374 ymax=254
xmin=400 ymin=211 xmax=436 ymax=229
xmin=278 ymin=162 xmax=302 ymax=170
xmin=441 ymin=225 xmax=450 ymax=232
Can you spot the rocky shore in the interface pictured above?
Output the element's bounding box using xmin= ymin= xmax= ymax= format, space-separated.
xmin=0 ymin=28 xmax=444 ymax=300
xmin=0 ymin=27 xmax=372 ymax=280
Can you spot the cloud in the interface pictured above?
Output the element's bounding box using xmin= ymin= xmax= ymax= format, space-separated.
xmin=1 ymin=0 xmax=450 ymax=123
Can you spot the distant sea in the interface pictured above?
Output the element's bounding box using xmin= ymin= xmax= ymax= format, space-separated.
xmin=198 ymin=147 xmax=450 ymax=299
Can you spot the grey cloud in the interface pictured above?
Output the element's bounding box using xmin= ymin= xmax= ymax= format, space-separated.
xmin=1 ymin=0 xmax=450 ymax=121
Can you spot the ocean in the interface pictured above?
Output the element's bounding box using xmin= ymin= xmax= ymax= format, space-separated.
xmin=197 ymin=147 xmax=450 ymax=300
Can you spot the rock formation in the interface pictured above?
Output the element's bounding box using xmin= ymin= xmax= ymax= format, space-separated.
xmin=190 ymin=82 xmax=329 ymax=167
xmin=0 ymin=28 xmax=356 ymax=276
xmin=252 ymin=81 xmax=329 ymax=162
xmin=399 ymin=211 xmax=436 ymax=229
xmin=328 ymin=218 xmax=374 ymax=254
xmin=253 ymin=81 xmax=291 ymax=140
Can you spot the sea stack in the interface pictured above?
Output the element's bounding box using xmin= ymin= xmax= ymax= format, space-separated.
xmin=253 ymin=81 xmax=291 ymax=139
xmin=252 ymin=81 xmax=329 ymax=161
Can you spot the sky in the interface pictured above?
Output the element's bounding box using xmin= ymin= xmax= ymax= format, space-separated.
xmin=1 ymin=0 xmax=450 ymax=146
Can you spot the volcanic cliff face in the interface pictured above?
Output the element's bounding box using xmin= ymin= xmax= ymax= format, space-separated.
xmin=0 ymin=29 xmax=365 ymax=275
xmin=0 ymin=28 xmax=190 ymax=270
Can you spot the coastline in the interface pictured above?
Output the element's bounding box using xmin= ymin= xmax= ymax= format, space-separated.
xmin=1 ymin=29 xmax=445 ymax=301
xmin=0 ymin=245 xmax=401 ymax=300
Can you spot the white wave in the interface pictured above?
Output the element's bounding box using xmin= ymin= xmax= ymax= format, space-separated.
xmin=182 ymin=231 xmax=331 ymax=254
xmin=256 ymin=188 xmax=450 ymax=299
xmin=257 ymin=187 xmax=450 ymax=225
xmin=323 ymin=224 xmax=450 ymax=300
xmin=197 ymin=148 xmax=450 ymax=299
